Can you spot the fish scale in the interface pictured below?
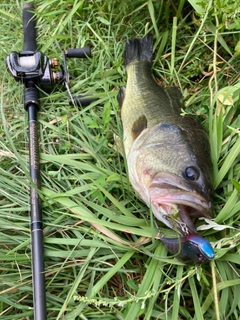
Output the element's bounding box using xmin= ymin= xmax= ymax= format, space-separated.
xmin=120 ymin=63 xmax=184 ymax=154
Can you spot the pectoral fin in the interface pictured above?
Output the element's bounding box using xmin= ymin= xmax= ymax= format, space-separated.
xmin=114 ymin=133 xmax=123 ymax=155
xmin=131 ymin=115 xmax=147 ymax=140
xmin=117 ymin=87 xmax=126 ymax=109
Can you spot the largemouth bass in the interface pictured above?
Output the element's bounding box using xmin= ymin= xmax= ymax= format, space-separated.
xmin=118 ymin=35 xmax=214 ymax=263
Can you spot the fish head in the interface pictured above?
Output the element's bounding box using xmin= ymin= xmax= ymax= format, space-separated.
xmin=127 ymin=121 xmax=213 ymax=235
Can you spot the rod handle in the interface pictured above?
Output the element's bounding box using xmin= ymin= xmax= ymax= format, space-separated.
xmin=23 ymin=4 xmax=37 ymax=52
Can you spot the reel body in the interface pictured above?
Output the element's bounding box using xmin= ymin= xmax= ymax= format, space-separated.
xmin=6 ymin=46 xmax=96 ymax=105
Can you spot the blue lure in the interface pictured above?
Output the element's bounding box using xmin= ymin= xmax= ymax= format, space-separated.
xmin=161 ymin=233 xmax=214 ymax=264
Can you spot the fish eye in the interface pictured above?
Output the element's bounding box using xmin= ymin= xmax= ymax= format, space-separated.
xmin=184 ymin=166 xmax=200 ymax=181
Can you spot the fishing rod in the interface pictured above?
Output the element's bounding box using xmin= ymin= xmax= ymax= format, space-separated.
xmin=6 ymin=3 xmax=96 ymax=319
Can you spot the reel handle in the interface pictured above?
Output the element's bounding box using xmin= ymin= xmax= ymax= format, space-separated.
xmin=23 ymin=4 xmax=37 ymax=52
xmin=64 ymin=47 xmax=91 ymax=58
xmin=65 ymin=47 xmax=91 ymax=58
xmin=69 ymin=95 xmax=98 ymax=106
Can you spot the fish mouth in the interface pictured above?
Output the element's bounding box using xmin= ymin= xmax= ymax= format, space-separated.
xmin=149 ymin=173 xmax=212 ymax=235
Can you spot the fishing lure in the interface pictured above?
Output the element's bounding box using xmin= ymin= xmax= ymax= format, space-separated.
xmin=161 ymin=233 xmax=214 ymax=264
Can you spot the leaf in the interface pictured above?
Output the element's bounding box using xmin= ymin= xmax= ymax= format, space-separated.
xmin=97 ymin=16 xmax=111 ymax=26
xmin=214 ymin=136 xmax=240 ymax=189
xmin=197 ymin=218 xmax=235 ymax=231
xmin=217 ymin=90 xmax=234 ymax=106
xmin=234 ymin=40 xmax=240 ymax=56
xmin=232 ymin=179 xmax=240 ymax=193
xmin=186 ymin=0 xmax=205 ymax=14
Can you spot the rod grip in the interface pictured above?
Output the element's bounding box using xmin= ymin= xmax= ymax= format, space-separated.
xmin=23 ymin=4 xmax=37 ymax=51
xmin=65 ymin=47 xmax=91 ymax=58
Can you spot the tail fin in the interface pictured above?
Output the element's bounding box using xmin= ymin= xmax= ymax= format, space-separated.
xmin=124 ymin=34 xmax=153 ymax=67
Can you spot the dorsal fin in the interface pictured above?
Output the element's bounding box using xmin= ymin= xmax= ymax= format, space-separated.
xmin=165 ymin=87 xmax=184 ymax=111
xmin=131 ymin=115 xmax=147 ymax=140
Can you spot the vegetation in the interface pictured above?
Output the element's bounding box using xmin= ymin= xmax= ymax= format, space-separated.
xmin=0 ymin=0 xmax=239 ymax=319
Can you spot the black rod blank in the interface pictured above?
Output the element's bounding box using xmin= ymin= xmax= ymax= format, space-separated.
xmin=28 ymin=103 xmax=47 ymax=320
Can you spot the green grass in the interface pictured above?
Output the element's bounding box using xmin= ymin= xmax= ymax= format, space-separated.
xmin=0 ymin=0 xmax=240 ymax=319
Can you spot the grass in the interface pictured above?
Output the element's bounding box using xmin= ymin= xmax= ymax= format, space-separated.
xmin=0 ymin=0 xmax=240 ymax=319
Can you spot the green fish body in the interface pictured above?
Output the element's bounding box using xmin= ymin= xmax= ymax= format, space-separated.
xmin=118 ymin=35 xmax=213 ymax=235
